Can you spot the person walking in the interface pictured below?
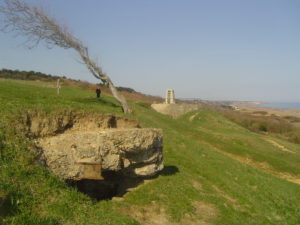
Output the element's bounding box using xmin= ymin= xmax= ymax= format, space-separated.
xmin=96 ymin=88 xmax=101 ymax=98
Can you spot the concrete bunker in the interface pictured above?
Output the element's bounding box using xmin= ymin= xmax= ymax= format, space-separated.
xmin=20 ymin=111 xmax=164 ymax=200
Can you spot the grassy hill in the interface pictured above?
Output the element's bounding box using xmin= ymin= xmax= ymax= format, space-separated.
xmin=1 ymin=79 xmax=300 ymax=225
xmin=0 ymin=69 xmax=163 ymax=104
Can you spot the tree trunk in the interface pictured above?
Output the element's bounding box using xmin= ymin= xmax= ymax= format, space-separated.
xmin=0 ymin=0 xmax=132 ymax=113
xmin=78 ymin=48 xmax=132 ymax=113
xmin=108 ymin=81 xmax=132 ymax=113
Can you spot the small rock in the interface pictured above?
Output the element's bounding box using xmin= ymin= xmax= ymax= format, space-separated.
xmin=112 ymin=197 xmax=124 ymax=202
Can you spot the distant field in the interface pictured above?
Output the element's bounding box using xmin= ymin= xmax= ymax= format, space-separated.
xmin=1 ymin=79 xmax=300 ymax=225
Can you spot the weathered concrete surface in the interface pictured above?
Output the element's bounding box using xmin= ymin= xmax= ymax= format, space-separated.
xmin=151 ymin=103 xmax=202 ymax=118
xmin=36 ymin=128 xmax=163 ymax=179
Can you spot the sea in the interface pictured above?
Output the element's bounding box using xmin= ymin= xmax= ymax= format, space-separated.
xmin=260 ymin=102 xmax=300 ymax=110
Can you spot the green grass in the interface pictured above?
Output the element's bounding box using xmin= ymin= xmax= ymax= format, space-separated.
xmin=1 ymin=79 xmax=300 ymax=225
xmin=0 ymin=79 xmax=123 ymax=116
xmin=178 ymin=110 xmax=300 ymax=175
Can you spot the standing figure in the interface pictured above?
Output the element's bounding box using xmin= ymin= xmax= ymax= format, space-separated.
xmin=56 ymin=78 xmax=61 ymax=95
xmin=96 ymin=88 xmax=101 ymax=98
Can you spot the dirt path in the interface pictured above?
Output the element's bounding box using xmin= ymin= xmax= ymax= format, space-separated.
xmin=264 ymin=139 xmax=295 ymax=154
xmin=189 ymin=113 xmax=199 ymax=121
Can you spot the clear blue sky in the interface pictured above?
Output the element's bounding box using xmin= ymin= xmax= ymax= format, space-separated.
xmin=0 ymin=0 xmax=299 ymax=102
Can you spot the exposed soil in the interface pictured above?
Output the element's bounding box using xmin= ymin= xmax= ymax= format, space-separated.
xmin=17 ymin=110 xmax=140 ymax=139
xmin=121 ymin=201 xmax=218 ymax=225
xmin=189 ymin=113 xmax=199 ymax=121
xmin=191 ymin=179 xmax=203 ymax=191
xmin=264 ymin=139 xmax=295 ymax=153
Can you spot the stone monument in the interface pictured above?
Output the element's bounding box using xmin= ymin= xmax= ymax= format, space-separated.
xmin=151 ymin=88 xmax=202 ymax=117
xmin=165 ymin=89 xmax=175 ymax=104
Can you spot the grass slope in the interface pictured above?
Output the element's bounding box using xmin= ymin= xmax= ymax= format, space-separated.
xmin=0 ymin=79 xmax=300 ymax=225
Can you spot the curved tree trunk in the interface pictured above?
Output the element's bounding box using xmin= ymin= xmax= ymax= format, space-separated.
xmin=77 ymin=46 xmax=131 ymax=113
xmin=107 ymin=81 xmax=131 ymax=113
xmin=0 ymin=0 xmax=132 ymax=113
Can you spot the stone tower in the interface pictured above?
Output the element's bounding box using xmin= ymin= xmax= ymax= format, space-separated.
xmin=165 ymin=89 xmax=175 ymax=104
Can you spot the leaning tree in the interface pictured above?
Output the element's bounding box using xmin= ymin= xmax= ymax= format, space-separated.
xmin=0 ymin=0 xmax=131 ymax=113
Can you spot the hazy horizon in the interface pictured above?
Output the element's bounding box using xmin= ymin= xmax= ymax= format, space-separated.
xmin=1 ymin=0 xmax=299 ymax=102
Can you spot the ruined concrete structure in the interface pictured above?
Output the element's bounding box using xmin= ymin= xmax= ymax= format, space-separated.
xmin=151 ymin=103 xmax=203 ymax=118
xmin=37 ymin=128 xmax=163 ymax=179
xmin=165 ymin=89 xmax=175 ymax=104
xmin=20 ymin=111 xmax=164 ymax=180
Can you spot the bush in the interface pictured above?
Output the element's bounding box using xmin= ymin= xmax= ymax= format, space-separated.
xmin=0 ymin=69 xmax=63 ymax=82
xmin=117 ymin=86 xmax=136 ymax=93
xmin=283 ymin=116 xmax=300 ymax=123
xmin=258 ymin=124 xmax=268 ymax=132
xmin=252 ymin=111 xmax=268 ymax=115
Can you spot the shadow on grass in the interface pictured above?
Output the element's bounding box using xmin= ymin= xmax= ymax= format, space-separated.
xmin=66 ymin=166 xmax=180 ymax=201
xmin=0 ymin=195 xmax=19 ymax=219
xmin=160 ymin=165 xmax=179 ymax=176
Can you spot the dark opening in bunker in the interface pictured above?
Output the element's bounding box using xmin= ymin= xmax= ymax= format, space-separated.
xmin=66 ymin=171 xmax=145 ymax=201
xmin=66 ymin=179 xmax=118 ymax=201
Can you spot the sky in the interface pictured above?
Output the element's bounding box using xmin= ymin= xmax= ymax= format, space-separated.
xmin=0 ymin=0 xmax=299 ymax=102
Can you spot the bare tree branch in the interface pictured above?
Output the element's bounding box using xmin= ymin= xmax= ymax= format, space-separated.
xmin=0 ymin=0 xmax=131 ymax=113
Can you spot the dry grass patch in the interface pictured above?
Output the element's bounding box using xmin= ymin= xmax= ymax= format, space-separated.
xmin=189 ymin=113 xmax=199 ymax=121
xmin=121 ymin=200 xmax=218 ymax=225
xmin=191 ymin=179 xmax=203 ymax=191
xmin=189 ymin=201 xmax=218 ymax=225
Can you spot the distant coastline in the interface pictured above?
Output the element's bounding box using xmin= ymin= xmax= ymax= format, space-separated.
xmin=259 ymin=102 xmax=300 ymax=110
xmin=230 ymin=101 xmax=300 ymax=118
xmin=232 ymin=101 xmax=300 ymax=111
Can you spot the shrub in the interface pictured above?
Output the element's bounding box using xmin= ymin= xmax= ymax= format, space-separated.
xmin=252 ymin=111 xmax=268 ymax=115
xmin=258 ymin=124 xmax=268 ymax=132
